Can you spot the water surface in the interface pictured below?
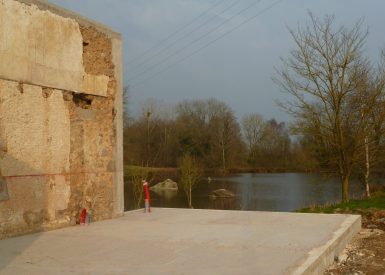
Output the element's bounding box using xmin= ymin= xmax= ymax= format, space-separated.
xmin=124 ymin=173 xmax=369 ymax=212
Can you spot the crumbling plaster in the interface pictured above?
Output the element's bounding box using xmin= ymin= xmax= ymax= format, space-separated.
xmin=0 ymin=0 xmax=109 ymax=96
xmin=0 ymin=82 xmax=70 ymax=176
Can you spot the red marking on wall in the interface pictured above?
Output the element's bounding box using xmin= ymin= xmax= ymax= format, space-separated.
xmin=3 ymin=171 xmax=115 ymax=179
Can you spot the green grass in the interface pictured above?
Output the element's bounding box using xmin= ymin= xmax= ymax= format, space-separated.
xmin=297 ymin=191 xmax=385 ymax=214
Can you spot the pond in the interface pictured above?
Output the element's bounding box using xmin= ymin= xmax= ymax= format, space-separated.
xmin=124 ymin=173 xmax=375 ymax=212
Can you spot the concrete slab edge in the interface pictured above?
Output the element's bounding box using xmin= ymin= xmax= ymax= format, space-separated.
xmin=291 ymin=214 xmax=361 ymax=275
xmin=122 ymin=207 xmax=247 ymax=216
xmin=124 ymin=209 xmax=145 ymax=215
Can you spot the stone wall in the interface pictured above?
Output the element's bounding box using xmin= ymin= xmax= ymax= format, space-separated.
xmin=0 ymin=0 xmax=123 ymax=239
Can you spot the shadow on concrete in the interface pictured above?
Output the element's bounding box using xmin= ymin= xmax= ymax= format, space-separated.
xmin=0 ymin=155 xmax=49 ymax=270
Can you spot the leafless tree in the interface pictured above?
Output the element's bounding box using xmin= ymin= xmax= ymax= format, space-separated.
xmin=176 ymin=98 xmax=243 ymax=172
xmin=209 ymin=107 xmax=240 ymax=173
xmin=123 ymin=86 xmax=131 ymax=129
xmin=128 ymin=167 xmax=149 ymax=209
xmin=274 ymin=13 xmax=385 ymax=202
xmin=351 ymin=60 xmax=385 ymax=197
xmin=241 ymin=113 xmax=265 ymax=164
xmin=179 ymin=153 xmax=202 ymax=208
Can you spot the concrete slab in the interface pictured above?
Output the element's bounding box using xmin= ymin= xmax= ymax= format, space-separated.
xmin=0 ymin=208 xmax=360 ymax=275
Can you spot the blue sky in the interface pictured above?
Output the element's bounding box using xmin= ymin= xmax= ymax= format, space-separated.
xmin=49 ymin=0 xmax=385 ymax=122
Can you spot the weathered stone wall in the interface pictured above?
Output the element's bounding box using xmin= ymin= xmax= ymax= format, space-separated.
xmin=0 ymin=0 xmax=110 ymax=96
xmin=0 ymin=0 xmax=123 ymax=239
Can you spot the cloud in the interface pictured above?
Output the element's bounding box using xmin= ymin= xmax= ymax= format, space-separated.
xmin=48 ymin=0 xmax=385 ymax=122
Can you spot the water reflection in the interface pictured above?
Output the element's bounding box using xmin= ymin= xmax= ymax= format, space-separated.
xmin=234 ymin=173 xmax=363 ymax=211
xmin=150 ymin=189 xmax=178 ymax=200
xmin=125 ymin=173 xmax=370 ymax=212
xmin=209 ymin=197 xmax=240 ymax=210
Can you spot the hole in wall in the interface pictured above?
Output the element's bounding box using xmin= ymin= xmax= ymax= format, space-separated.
xmin=63 ymin=91 xmax=74 ymax=101
xmin=73 ymin=93 xmax=93 ymax=109
xmin=17 ymin=83 xmax=23 ymax=93
xmin=42 ymin=88 xmax=53 ymax=98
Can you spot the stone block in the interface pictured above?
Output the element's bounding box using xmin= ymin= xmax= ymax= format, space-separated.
xmin=82 ymin=74 xmax=109 ymax=97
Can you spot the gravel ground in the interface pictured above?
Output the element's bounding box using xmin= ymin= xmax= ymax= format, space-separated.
xmin=325 ymin=210 xmax=385 ymax=275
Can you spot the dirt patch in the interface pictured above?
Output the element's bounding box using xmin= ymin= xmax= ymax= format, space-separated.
xmin=325 ymin=220 xmax=385 ymax=275
xmin=361 ymin=210 xmax=385 ymax=231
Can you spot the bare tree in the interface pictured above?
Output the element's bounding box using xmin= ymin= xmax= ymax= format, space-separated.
xmin=352 ymin=61 xmax=385 ymax=197
xmin=123 ymin=86 xmax=132 ymax=129
xmin=242 ymin=113 xmax=265 ymax=164
xmin=274 ymin=13 xmax=383 ymax=202
xmin=134 ymin=99 xmax=177 ymax=167
xmin=176 ymin=99 xmax=212 ymax=157
xmin=127 ymin=167 xmax=149 ymax=209
xmin=210 ymin=108 xmax=240 ymax=173
xmin=176 ymin=98 xmax=243 ymax=171
xmin=260 ymin=120 xmax=291 ymax=167
xmin=179 ymin=153 xmax=202 ymax=208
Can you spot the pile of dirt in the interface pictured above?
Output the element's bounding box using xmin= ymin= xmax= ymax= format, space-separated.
xmin=361 ymin=210 xmax=385 ymax=231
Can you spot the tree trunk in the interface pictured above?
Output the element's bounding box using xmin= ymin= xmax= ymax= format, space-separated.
xmin=222 ymin=147 xmax=226 ymax=173
xmin=342 ymin=175 xmax=350 ymax=203
xmin=146 ymin=112 xmax=151 ymax=167
xmin=364 ymin=137 xmax=371 ymax=198
xmin=189 ymin=184 xmax=192 ymax=208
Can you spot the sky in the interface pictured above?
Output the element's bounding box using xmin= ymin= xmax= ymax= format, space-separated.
xmin=49 ymin=0 xmax=385 ymax=122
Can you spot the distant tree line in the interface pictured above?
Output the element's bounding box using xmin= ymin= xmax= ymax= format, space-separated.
xmin=124 ymin=13 xmax=385 ymax=205
xmin=123 ymin=97 xmax=316 ymax=174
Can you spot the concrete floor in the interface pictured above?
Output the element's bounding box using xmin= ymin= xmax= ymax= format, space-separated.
xmin=0 ymin=208 xmax=361 ymax=275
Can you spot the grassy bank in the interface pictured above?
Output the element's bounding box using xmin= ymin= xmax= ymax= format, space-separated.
xmin=297 ymin=191 xmax=385 ymax=230
xmin=124 ymin=166 xmax=179 ymax=183
xmin=297 ymin=191 xmax=385 ymax=214
xmin=227 ymin=167 xmax=312 ymax=174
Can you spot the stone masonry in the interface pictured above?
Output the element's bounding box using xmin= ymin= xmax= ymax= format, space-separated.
xmin=0 ymin=0 xmax=123 ymax=238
